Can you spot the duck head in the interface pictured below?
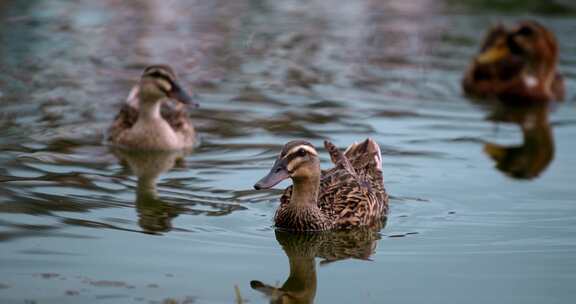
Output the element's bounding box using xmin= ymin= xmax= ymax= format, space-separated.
xmin=476 ymin=21 xmax=559 ymax=80
xmin=138 ymin=64 xmax=198 ymax=107
xmin=254 ymin=140 xmax=320 ymax=190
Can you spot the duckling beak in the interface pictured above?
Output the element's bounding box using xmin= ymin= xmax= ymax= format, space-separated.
xmin=254 ymin=158 xmax=290 ymax=190
xmin=476 ymin=45 xmax=510 ymax=64
xmin=169 ymin=81 xmax=199 ymax=108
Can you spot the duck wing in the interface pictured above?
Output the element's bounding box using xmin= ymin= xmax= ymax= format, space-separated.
xmin=344 ymin=138 xmax=386 ymax=202
xmin=108 ymin=103 xmax=138 ymax=142
xmin=343 ymin=138 xmax=382 ymax=174
xmin=324 ymin=140 xmax=357 ymax=176
xmin=316 ymin=141 xmax=370 ymax=226
xmin=160 ymin=104 xmax=194 ymax=134
xmin=321 ymin=139 xmax=388 ymax=228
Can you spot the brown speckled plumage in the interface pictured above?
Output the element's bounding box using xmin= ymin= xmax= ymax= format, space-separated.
xmin=272 ymin=138 xmax=388 ymax=231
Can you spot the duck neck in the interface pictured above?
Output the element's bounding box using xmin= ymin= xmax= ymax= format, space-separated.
xmin=290 ymin=174 xmax=320 ymax=209
xmin=138 ymin=94 xmax=162 ymax=121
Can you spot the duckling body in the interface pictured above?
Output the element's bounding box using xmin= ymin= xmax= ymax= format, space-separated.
xmin=108 ymin=65 xmax=197 ymax=150
xmin=463 ymin=21 xmax=564 ymax=103
xmin=110 ymin=100 xmax=194 ymax=150
xmin=254 ymin=138 xmax=388 ymax=231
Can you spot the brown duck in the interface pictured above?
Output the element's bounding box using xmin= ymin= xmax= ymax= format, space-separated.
xmin=254 ymin=138 xmax=388 ymax=231
xmin=462 ymin=20 xmax=564 ymax=103
xmin=108 ymin=65 xmax=198 ymax=150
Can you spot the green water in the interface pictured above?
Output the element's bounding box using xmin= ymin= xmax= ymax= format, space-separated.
xmin=1 ymin=0 xmax=575 ymax=303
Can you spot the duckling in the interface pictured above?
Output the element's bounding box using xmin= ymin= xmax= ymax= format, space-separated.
xmin=254 ymin=138 xmax=388 ymax=231
xmin=108 ymin=65 xmax=198 ymax=150
xmin=463 ymin=20 xmax=564 ymax=103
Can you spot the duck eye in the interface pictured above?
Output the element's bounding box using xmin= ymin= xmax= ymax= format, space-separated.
xmin=148 ymin=71 xmax=166 ymax=79
xmin=297 ymin=148 xmax=307 ymax=157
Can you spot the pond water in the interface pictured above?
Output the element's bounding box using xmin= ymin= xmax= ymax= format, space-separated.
xmin=1 ymin=0 xmax=576 ymax=303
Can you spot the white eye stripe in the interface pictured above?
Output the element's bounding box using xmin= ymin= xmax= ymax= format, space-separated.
xmin=283 ymin=145 xmax=318 ymax=158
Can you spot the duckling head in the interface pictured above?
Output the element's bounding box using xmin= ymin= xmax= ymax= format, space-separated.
xmin=254 ymin=140 xmax=320 ymax=190
xmin=138 ymin=64 xmax=198 ymax=107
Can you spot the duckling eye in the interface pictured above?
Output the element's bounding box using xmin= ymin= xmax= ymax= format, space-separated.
xmin=297 ymin=148 xmax=307 ymax=157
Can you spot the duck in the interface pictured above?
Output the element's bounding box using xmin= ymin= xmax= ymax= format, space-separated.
xmin=108 ymin=65 xmax=198 ymax=150
xmin=462 ymin=20 xmax=564 ymax=103
xmin=253 ymin=138 xmax=388 ymax=231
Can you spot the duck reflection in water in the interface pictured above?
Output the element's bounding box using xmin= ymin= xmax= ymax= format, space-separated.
xmin=251 ymin=223 xmax=383 ymax=304
xmin=482 ymin=102 xmax=555 ymax=180
xmin=113 ymin=149 xmax=187 ymax=233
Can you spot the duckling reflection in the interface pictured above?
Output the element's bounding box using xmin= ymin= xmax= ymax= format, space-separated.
xmin=113 ymin=149 xmax=187 ymax=233
xmin=482 ymin=102 xmax=554 ymax=179
xmin=251 ymin=224 xmax=382 ymax=304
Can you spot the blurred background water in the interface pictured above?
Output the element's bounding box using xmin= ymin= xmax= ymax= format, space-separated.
xmin=1 ymin=0 xmax=575 ymax=303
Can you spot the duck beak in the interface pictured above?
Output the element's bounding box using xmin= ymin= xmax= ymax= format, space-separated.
xmin=254 ymin=158 xmax=290 ymax=190
xmin=476 ymin=45 xmax=510 ymax=64
xmin=169 ymin=81 xmax=199 ymax=108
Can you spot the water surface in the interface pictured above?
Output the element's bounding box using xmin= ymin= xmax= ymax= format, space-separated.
xmin=1 ymin=0 xmax=576 ymax=303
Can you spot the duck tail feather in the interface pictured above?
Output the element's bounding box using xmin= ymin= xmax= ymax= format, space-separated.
xmin=345 ymin=138 xmax=382 ymax=170
xmin=324 ymin=140 xmax=356 ymax=175
xmin=368 ymin=138 xmax=383 ymax=170
xmin=324 ymin=140 xmax=344 ymax=165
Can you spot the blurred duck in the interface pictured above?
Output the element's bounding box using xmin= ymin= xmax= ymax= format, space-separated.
xmin=108 ymin=65 xmax=198 ymax=150
xmin=254 ymin=138 xmax=388 ymax=231
xmin=463 ymin=20 xmax=564 ymax=103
